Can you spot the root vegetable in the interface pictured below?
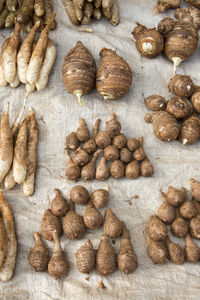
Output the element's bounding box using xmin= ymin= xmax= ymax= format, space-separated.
xmin=26 ymin=83 xmax=36 ymax=97
xmin=125 ymin=160 xmax=139 ymax=179
xmin=180 ymin=199 xmax=197 ymax=220
xmin=191 ymin=90 xmax=200 ymax=113
xmin=28 ymin=232 xmax=50 ymax=271
xmin=0 ymin=0 xmax=6 ymax=13
xmin=76 ymin=118 xmax=90 ymax=142
xmin=166 ymin=186 xmax=186 ymax=206
xmin=48 ymin=230 xmax=69 ymax=279
xmin=91 ymin=186 xmax=109 ymax=208
xmin=190 ymin=215 xmax=200 ymax=239
xmin=113 ymin=134 xmax=127 ymax=149
xmin=63 ymin=0 xmax=79 ymax=25
xmin=70 ymin=185 xmax=89 ymax=204
xmin=140 ymin=158 xmax=154 ymax=177
xmin=4 ymin=169 xmax=16 ymax=190
xmin=96 ymin=234 xmax=116 ymax=275
xmin=66 ymin=132 xmax=79 ymax=151
xmin=95 ymin=131 xmax=111 ymax=149
xmin=63 ymin=201 xmax=85 ymax=239
xmin=185 ymin=0 xmax=200 ymax=7
xmin=5 ymin=12 xmax=16 ymax=28
xmin=144 ymin=111 xmax=179 ymax=142
xmin=104 ymin=145 xmax=119 ymax=161
xmin=127 ymin=138 xmax=140 ymax=151
xmin=120 ymin=148 xmax=132 ymax=163
xmin=10 ymin=72 xmax=20 ymax=88
xmin=185 ymin=234 xmax=200 ymax=262
xmin=33 ymin=13 xmax=45 ymax=31
xmin=168 ymin=74 xmax=194 ymax=98
xmin=44 ymin=0 xmax=56 ymax=29
xmin=73 ymin=0 xmax=85 ymax=9
xmin=154 ymin=0 xmax=181 ymax=13
xmin=73 ymin=147 xmax=90 ymax=166
xmin=158 ymin=17 xmax=175 ymax=35
xmin=102 ymin=0 xmax=112 ymax=8
xmin=81 ymin=149 xmax=101 ymax=181
xmin=166 ymin=97 xmax=192 ymax=120
xmin=6 ymin=0 xmax=17 ymax=12
xmin=94 ymin=0 xmax=101 ymax=8
xmin=110 ymin=160 xmax=125 ymax=179
xmin=0 ymin=37 xmax=10 ymax=87
xmin=0 ymin=191 xmax=17 ymax=282
xmin=21 ymin=20 xmax=33 ymax=33
xmin=81 ymin=15 xmax=90 ymax=25
xmin=145 ymin=228 xmax=168 ymax=264
xmin=93 ymin=7 xmax=101 ymax=20
xmin=147 ymin=215 xmax=168 ymax=242
xmin=106 ymin=113 xmax=121 ymax=137
xmin=96 ymin=48 xmax=132 ymax=101
xmin=171 ymin=209 xmax=188 ymax=237
xmin=75 ymin=239 xmax=96 ymax=274
xmin=102 ymin=7 xmax=111 ymax=19
xmin=34 ymin=0 xmax=45 ymax=17
xmin=144 ymin=95 xmax=166 ymax=111
xmin=0 ymin=7 xmax=9 ymax=28
xmin=74 ymin=6 xmax=83 ymax=21
xmin=132 ymin=23 xmax=164 ymax=58
xmin=50 ymin=189 xmax=68 ymax=217
xmin=190 ymin=178 xmax=200 ymax=201
xmin=83 ymin=119 xmax=100 ymax=154
xmin=83 ymin=201 xmax=103 ymax=229
xmin=0 ymin=216 xmax=6 ymax=268
xmin=84 ymin=2 xmax=93 ymax=17
xmin=165 ymin=237 xmax=185 ymax=264
xmin=62 ymin=41 xmax=96 ymax=105
xmin=158 ymin=192 xmax=176 ymax=224
xmin=117 ymin=224 xmax=138 ymax=274
xmin=179 ymin=115 xmax=200 ymax=145
xmin=41 ymin=209 xmax=62 ymax=241
xmin=65 ymin=149 xmax=81 ymax=181
xmin=175 ymin=6 xmax=200 ymax=30
xmin=96 ymin=157 xmax=109 ymax=180
xmin=110 ymin=0 xmax=119 ymax=26
xmin=104 ymin=208 xmax=123 ymax=238
xmin=17 ymin=0 xmax=34 ymax=24
xmin=133 ymin=137 xmax=146 ymax=161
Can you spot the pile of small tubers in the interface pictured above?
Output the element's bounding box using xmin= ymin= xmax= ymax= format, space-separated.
xmin=62 ymin=0 xmax=119 ymax=26
xmin=28 ymin=185 xmax=138 ymax=279
xmin=144 ymin=74 xmax=200 ymax=145
xmin=65 ymin=113 xmax=154 ymax=181
xmin=0 ymin=0 xmax=56 ymax=31
xmin=0 ymin=14 xmax=56 ymax=96
xmin=62 ymin=41 xmax=133 ymax=105
xmin=146 ymin=178 xmax=200 ymax=265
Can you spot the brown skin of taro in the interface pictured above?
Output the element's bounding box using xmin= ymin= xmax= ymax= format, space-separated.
xmin=66 ymin=132 xmax=79 ymax=151
xmin=145 ymin=95 xmax=166 ymax=111
xmin=120 ymin=148 xmax=132 ymax=163
xmin=127 ymin=138 xmax=140 ymax=151
xmin=141 ymin=158 xmax=154 ymax=177
xmin=70 ymin=186 xmax=89 ymax=204
xmin=168 ymin=74 xmax=194 ymax=98
xmin=158 ymin=17 xmax=175 ymax=36
xmin=179 ymin=115 xmax=200 ymax=145
xmin=190 ymin=178 xmax=200 ymax=201
xmin=147 ymin=215 xmax=168 ymax=242
xmin=110 ymin=160 xmax=125 ymax=179
xmin=166 ymin=97 xmax=192 ymax=120
xmin=191 ymin=90 xmax=200 ymax=113
xmin=95 ymin=131 xmax=111 ymax=149
xmin=125 ymin=160 xmax=139 ymax=179
xmin=91 ymin=189 xmax=109 ymax=208
xmin=180 ymin=201 xmax=197 ymax=220
xmin=104 ymin=145 xmax=119 ymax=161
xmin=113 ymin=134 xmax=127 ymax=149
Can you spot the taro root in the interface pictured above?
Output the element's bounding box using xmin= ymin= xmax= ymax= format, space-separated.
xmin=65 ymin=132 xmax=79 ymax=151
xmin=95 ymin=131 xmax=111 ymax=149
xmin=104 ymin=145 xmax=119 ymax=161
xmin=50 ymin=189 xmax=68 ymax=217
xmin=158 ymin=192 xmax=176 ymax=224
xmin=166 ymin=237 xmax=185 ymax=265
xmin=140 ymin=158 xmax=154 ymax=177
xmin=105 ymin=113 xmax=121 ymax=137
xmin=73 ymin=147 xmax=90 ymax=167
xmin=96 ymin=157 xmax=110 ymax=181
xmin=190 ymin=215 xmax=200 ymax=239
xmin=113 ymin=133 xmax=127 ymax=149
xmin=191 ymin=90 xmax=200 ymax=113
xmin=168 ymin=74 xmax=194 ymax=98
xmin=179 ymin=115 xmax=200 ymax=145
xmin=103 ymin=208 xmax=123 ymax=238
xmin=62 ymin=41 xmax=96 ymax=105
xmin=110 ymin=160 xmax=125 ymax=179
xmin=144 ymin=95 xmax=166 ymax=111
xmin=65 ymin=150 xmax=81 ymax=181
xmin=190 ymin=178 xmax=200 ymax=201
xmin=166 ymin=186 xmax=186 ymax=206
xmin=174 ymin=6 xmax=200 ymax=30
xmin=185 ymin=234 xmax=200 ymax=262
xmin=133 ymin=137 xmax=146 ymax=161
xmin=154 ymin=0 xmax=181 ymax=13
xmin=127 ymin=138 xmax=140 ymax=151
xmin=120 ymin=148 xmax=132 ymax=163
xmin=81 ymin=149 xmax=101 ymax=180
xmin=41 ymin=209 xmax=62 ymax=241
xmin=145 ymin=228 xmax=168 ymax=264
xmin=180 ymin=199 xmax=197 ymax=220
xmin=125 ymin=160 xmax=139 ymax=179
xmin=76 ymin=118 xmax=90 ymax=143
xmin=75 ymin=239 xmax=96 ymax=274
xmin=91 ymin=186 xmax=109 ymax=208
xmin=83 ymin=119 xmax=100 ymax=154
xmin=171 ymin=209 xmax=188 ymax=238
xmin=166 ymin=96 xmax=192 ymax=120
xmin=70 ymin=185 xmax=89 ymax=205
xmin=147 ymin=215 xmax=168 ymax=242
xmin=83 ymin=201 xmax=103 ymax=230
xmin=96 ymin=48 xmax=132 ymax=101
xmin=158 ymin=17 xmax=175 ymax=36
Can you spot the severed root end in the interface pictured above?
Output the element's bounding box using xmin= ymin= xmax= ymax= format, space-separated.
xmin=182 ymin=139 xmax=188 ymax=145
xmin=74 ymin=91 xmax=83 ymax=106
xmin=172 ymin=57 xmax=182 ymax=75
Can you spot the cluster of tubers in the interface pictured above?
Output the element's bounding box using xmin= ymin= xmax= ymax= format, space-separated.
xmin=146 ymin=178 xmax=200 ymax=265
xmin=0 ymin=0 xmax=56 ymax=31
xmin=0 ymin=14 xmax=56 ymax=97
xmin=144 ymin=74 xmax=200 ymax=145
xmin=62 ymin=41 xmax=132 ymax=105
xmin=28 ymin=185 xmax=138 ymax=278
xmin=62 ymin=0 xmax=119 ymax=26
xmin=65 ymin=113 xmax=154 ymax=181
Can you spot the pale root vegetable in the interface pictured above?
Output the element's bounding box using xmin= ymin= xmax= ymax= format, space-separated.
xmin=117 ymin=224 xmax=138 ymax=274
xmin=83 ymin=119 xmax=100 ymax=154
xmin=191 ymin=90 xmax=200 ymax=113
xmin=104 ymin=145 xmax=119 ymax=161
xmin=185 ymin=234 xmax=200 ymax=262
xmin=120 ymin=148 xmax=132 ymax=163
xmin=33 ymin=13 xmax=45 ymax=31
xmin=44 ymin=0 xmax=56 ymax=29
xmin=28 ymin=232 xmax=50 ymax=271
xmin=0 ymin=191 xmax=17 ymax=282
xmin=48 ymin=230 xmax=69 ymax=279
xmin=26 ymin=83 xmax=36 ymax=98
xmin=0 ymin=37 xmax=10 ymax=87
xmin=11 ymin=96 xmax=27 ymax=135
xmin=102 ymin=7 xmax=111 ymax=19
xmin=171 ymin=209 xmax=188 ymax=238
xmin=158 ymin=192 xmax=176 ymax=224
xmin=158 ymin=17 xmax=175 ymax=36
xmin=91 ymin=186 xmax=109 ymax=208
xmin=113 ymin=134 xmax=127 ymax=149
xmin=125 ymin=160 xmax=139 ymax=179
xmin=23 ymin=108 xmax=38 ymax=197
xmin=62 ymin=0 xmax=79 ymax=25
xmin=95 ymin=131 xmax=111 ymax=149
xmin=127 ymin=138 xmax=140 ymax=151
xmin=147 ymin=215 xmax=168 ymax=242
xmin=166 ymin=97 xmax=192 ymax=120
xmin=62 ymin=41 xmax=96 ymax=105
xmin=104 ymin=208 xmax=123 ymax=238
xmin=84 ymin=2 xmax=93 ymax=17
xmin=168 ymin=74 xmax=195 ymax=98
xmin=110 ymin=0 xmax=119 ymax=26
xmin=145 ymin=228 xmax=168 ymax=264
xmin=190 ymin=215 xmax=200 ymax=239
xmin=0 ymin=217 xmax=6 ymax=268
xmin=81 ymin=149 xmax=101 ymax=181
xmin=74 ymin=6 xmax=83 ymax=22
xmin=140 ymin=158 xmax=154 ymax=177
xmin=96 ymin=49 xmax=132 ymax=101
xmin=75 ymin=239 xmax=96 ymax=274
xmin=41 ymin=209 xmax=62 ymax=241
xmin=154 ymin=0 xmax=181 ymax=13
xmin=110 ymin=160 xmax=125 ymax=179
xmin=4 ymin=168 xmax=16 ymax=190
xmin=165 ymin=237 xmax=185 ymax=265
xmin=50 ymin=189 xmax=68 ymax=217
xmin=73 ymin=147 xmax=90 ymax=167
xmin=76 ymin=118 xmax=90 ymax=142
xmin=179 ymin=115 xmax=200 ymax=145
xmin=9 ymin=72 xmax=20 ymax=88
xmin=0 ymin=7 xmax=9 ymax=29
xmin=180 ymin=199 xmax=197 ymax=220
xmin=83 ymin=201 xmax=103 ymax=229
xmin=133 ymin=136 xmax=146 ymax=161
xmin=34 ymin=0 xmax=45 ymax=16
xmin=27 ymin=13 xmax=56 ymax=85
xmin=66 ymin=132 xmax=79 ymax=151
xmin=65 ymin=149 xmax=81 ymax=181
xmin=190 ymin=178 xmax=200 ymax=201
xmin=96 ymin=234 xmax=116 ymax=275
xmin=36 ymin=39 xmax=56 ymax=91
xmin=17 ymin=0 xmax=34 ymax=23
xmin=144 ymin=95 xmax=166 ymax=111
xmin=73 ymin=0 xmax=85 ymax=9
xmin=70 ymin=185 xmax=89 ymax=204
xmin=166 ymin=186 xmax=186 ymax=206
xmin=93 ymin=7 xmax=101 ymax=20
xmin=96 ymin=157 xmax=109 ymax=180
xmin=17 ymin=21 xmax=40 ymax=84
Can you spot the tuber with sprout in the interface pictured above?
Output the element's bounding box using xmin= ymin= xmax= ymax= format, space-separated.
xmin=145 ymin=228 xmax=168 ymax=264
xmin=81 ymin=149 xmax=101 ymax=181
xmin=144 ymin=111 xmax=179 ymax=142
xmin=34 ymin=0 xmax=45 ymax=17
xmin=132 ymin=23 xmax=164 ymax=58
xmin=133 ymin=137 xmax=146 ymax=161
xmin=104 ymin=145 xmax=119 ymax=161
xmin=44 ymin=0 xmax=56 ymax=29
xmin=164 ymin=21 xmax=198 ymax=73
xmin=141 ymin=158 xmax=154 ymax=177
xmin=91 ymin=186 xmax=109 ymax=208
xmin=110 ymin=160 xmax=125 ymax=179
xmin=191 ymin=89 xmax=200 ymax=113
xmin=185 ymin=234 xmax=200 ymax=262
xmin=62 ymin=0 xmax=79 ymax=25
xmin=65 ymin=149 xmax=81 ymax=181
xmin=95 ymin=131 xmax=111 ymax=149
xmin=117 ymin=223 xmax=138 ymax=274
xmin=76 ymin=118 xmax=90 ymax=143
xmin=190 ymin=178 xmax=200 ymax=201
xmin=120 ymin=148 xmax=132 ymax=163
xmin=166 ymin=97 xmax=192 ymax=120
xmin=113 ymin=134 xmax=127 ymax=150
xmin=28 ymin=232 xmax=50 ymax=271
xmin=70 ymin=185 xmax=89 ymax=205
xmin=168 ymin=74 xmax=195 ymax=98
xmin=127 ymin=138 xmax=139 ymax=151
xmin=83 ymin=119 xmax=100 ymax=154
xmin=179 ymin=115 xmax=200 ymax=145
xmin=175 ymin=6 xmax=200 ymax=30
xmin=41 ymin=209 xmax=62 ymax=241
xmin=83 ymin=201 xmax=103 ymax=229
xmin=158 ymin=17 xmax=175 ymax=36
xmin=73 ymin=147 xmax=90 ymax=167
xmin=104 ymin=208 xmax=123 ymax=238
xmin=0 ymin=216 xmax=6 ymax=268
xmin=50 ymin=189 xmax=68 ymax=217
xmin=96 ymin=234 xmax=116 ymax=275
xmin=63 ymin=200 xmax=85 ymax=239
xmin=190 ymin=215 xmax=200 ymax=239
xmin=154 ymin=0 xmax=181 ymax=13
xmin=171 ymin=209 xmax=188 ymax=237
xmin=48 ymin=230 xmax=69 ymax=279
xmin=62 ymin=41 xmax=96 ymax=105
xmin=125 ymin=160 xmax=139 ymax=179
xmin=75 ymin=239 xmax=96 ymax=274
xmin=180 ymin=198 xmax=197 ymax=220
xmin=147 ymin=215 xmax=168 ymax=242
xmin=96 ymin=157 xmax=109 ymax=181
xmin=166 ymin=237 xmax=185 ymax=264
xmin=106 ymin=113 xmax=121 ymax=137
xmin=66 ymin=132 xmax=79 ymax=151
xmin=145 ymin=95 xmax=166 ymax=111
xmin=166 ymin=186 xmax=186 ymax=206
xmin=158 ymin=192 xmax=176 ymax=224
xmin=96 ymin=49 xmax=132 ymax=101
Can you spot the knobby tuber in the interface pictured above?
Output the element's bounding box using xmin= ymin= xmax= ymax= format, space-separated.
xmin=91 ymin=186 xmax=109 ymax=208
xmin=83 ymin=119 xmax=100 ymax=154
xmin=147 ymin=215 xmax=168 ymax=242
xmin=179 ymin=115 xmax=200 ymax=145
xmin=75 ymin=239 xmax=96 ymax=274
xmin=154 ymin=0 xmax=181 ymax=13
xmin=191 ymin=90 xmax=200 ymax=113
xmin=0 ymin=216 xmax=6 ymax=268
xmin=83 ymin=201 xmax=103 ymax=229
xmin=76 ymin=118 xmax=90 ymax=143
xmin=171 ymin=209 xmax=188 ymax=238
xmin=175 ymin=6 xmax=200 ymax=30
xmin=166 ymin=186 xmax=186 ymax=206
xmin=166 ymin=97 xmax=192 ymax=120
xmin=95 ymin=131 xmax=111 ymax=149
xmin=127 ymin=138 xmax=139 ymax=151
xmin=66 ymin=132 xmax=79 ymax=151
xmin=180 ymin=198 xmax=197 ymax=220
xmin=113 ymin=134 xmax=127 ymax=149
xmin=190 ymin=215 xmax=200 ymax=239
xmin=81 ymin=149 xmax=101 ymax=180
xmin=140 ymin=158 xmax=154 ymax=177
xmin=106 ymin=113 xmax=121 ymax=137
xmin=17 ymin=0 xmax=34 ymax=24
xmin=133 ymin=137 xmax=146 ymax=161
xmin=44 ymin=0 xmax=57 ymax=29
xmin=185 ymin=234 xmax=200 ymax=262
xmin=41 ymin=209 xmax=62 ymax=241
xmin=168 ymin=74 xmax=194 ymax=98
xmin=65 ymin=149 xmax=81 ymax=181
xmin=104 ymin=208 xmax=123 ymax=238
xmin=158 ymin=192 xmax=176 ymax=224
xmin=70 ymin=185 xmax=89 ymax=204
xmin=96 ymin=157 xmax=109 ymax=180
xmin=145 ymin=228 xmax=168 ymax=264
xmin=104 ymin=145 xmax=119 ymax=161
xmin=166 ymin=237 xmax=185 ymax=265
xmin=73 ymin=147 xmax=90 ymax=167
xmin=125 ymin=160 xmax=139 ymax=179
xmin=62 ymin=0 xmax=79 ymax=26
xmin=120 ymin=148 xmax=132 ymax=163
xmin=110 ymin=160 xmax=125 ymax=179
xmin=145 ymin=95 xmax=166 ymax=111
xmin=185 ymin=0 xmax=200 ymax=8
xmin=158 ymin=17 xmax=175 ymax=36
xmin=50 ymin=189 xmax=68 ymax=217
xmin=190 ymin=178 xmax=200 ymax=201
xmin=34 ymin=0 xmax=45 ymax=17
xmin=96 ymin=234 xmax=116 ymax=275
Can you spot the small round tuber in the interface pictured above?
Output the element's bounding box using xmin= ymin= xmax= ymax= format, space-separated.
xmin=91 ymin=186 xmax=109 ymax=208
xmin=41 ymin=209 xmax=62 ymax=241
xmin=140 ymin=158 xmax=154 ymax=177
xmin=191 ymin=90 xmax=200 ymax=113
xmin=133 ymin=137 xmax=146 ymax=161
xmin=104 ymin=208 xmax=123 ymax=238
xmin=171 ymin=209 xmax=188 ymax=238
xmin=125 ymin=160 xmax=140 ymax=179
xmin=145 ymin=228 xmax=168 ymax=264
xmin=96 ymin=157 xmax=109 ymax=181
xmin=166 ymin=186 xmax=186 ymax=206
xmin=190 ymin=178 xmax=200 ymax=201
xmin=104 ymin=145 xmax=119 ymax=161
xmin=83 ymin=201 xmax=103 ymax=230
xmin=179 ymin=115 xmax=200 ymax=145
xmin=158 ymin=192 xmax=176 ymax=224
xmin=65 ymin=132 xmax=79 ymax=151
xmin=83 ymin=119 xmax=100 ymax=154
xmin=95 ymin=131 xmax=111 ymax=149
xmin=105 ymin=113 xmax=121 ymax=137
xmin=120 ymin=148 xmax=132 ymax=163
xmin=127 ymin=138 xmax=140 ymax=151
xmin=50 ymin=189 xmax=68 ymax=217
xmin=144 ymin=95 xmax=166 ymax=111
xmin=75 ymin=239 xmax=96 ymax=274
xmin=70 ymin=185 xmax=89 ymax=205
xmin=180 ymin=199 xmax=197 ymax=220
xmin=165 ymin=237 xmax=185 ymax=265
xmin=166 ymin=96 xmax=192 ymax=120
xmin=113 ymin=134 xmax=127 ymax=149
xmin=158 ymin=17 xmax=175 ymax=36
xmin=73 ymin=147 xmax=90 ymax=167
xmin=110 ymin=160 xmax=125 ymax=179
xmin=65 ymin=150 xmax=81 ymax=181
xmin=147 ymin=215 xmax=168 ymax=242
xmin=168 ymin=74 xmax=195 ymax=98
xmin=185 ymin=234 xmax=200 ymax=262
xmin=76 ymin=118 xmax=90 ymax=143
xmin=81 ymin=149 xmax=101 ymax=181
xmin=190 ymin=215 xmax=200 ymax=239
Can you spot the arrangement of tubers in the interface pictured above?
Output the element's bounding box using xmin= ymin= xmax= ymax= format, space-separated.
xmin=65 ymin=113 xmax=154 ymax=181
xmin=0 ymin=0 xmax=56 ymax=31
xmin=62 ymin=0 xmax=119 ymax=26
xmin=146 ymin=178 xmax=200 ymax=265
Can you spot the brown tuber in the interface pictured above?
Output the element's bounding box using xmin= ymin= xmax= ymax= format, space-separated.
xmin=96 ymin=157 xmax=109 ymax=181
xmin=166 ymin=237 xmax=185 ymax=265
xmin=166 ymin=96 xmax=192 ymax=120
xmin=168 ymin=74 xmax=195 ymax=98
xmin=73 ymin=147 xmax=90 ymax=167
xmin=81 ymin=149 xmax=101 ymax=181
xmin=191 ymin=90 xmax=200 ymax=113
xmin=105 ymin=113 xmax=121 ymax=137
xmin=104 ymin=145 xmax=119 ymax=161
xmin=175 ymin=6 xmax=200 ymax=30
xmin=50 ymin=189 xmax=68 ymax=217
xmin=65 ymin=149 xmax=81 ymax=181
xmin=180 ymin=198 xmax=197 ymax=220
xmin=75 ymin=239 xmax=96 ymax=274
xmin=185 ymin=234 xmax=200 ymax=262
xmin=125 ymin=160 xmax=139 ymax=179
xmin=83 ymin=201 xmax=103 ymax=229
xmin=185 ymin=0 xmax=200 ymax=8
xmin=110 ymin=160 xmax=125 ymax=179
xmin=133 ymin=137 xmax=146 ymax=161
xmin=158 ymin=17 xmax=175 ymax=36
xmin=190 ymin=215 xmax=200 ymax=239
xmin=147 ymin=215 xmax=168 ymax=242
xmin=166 ymin=186 xmax=186 ymax=206
xmin=113 ymin=134 xmax=127 ymax=149
xmin=95 ymin=131 xmax=111 ymax=149
xmin=145 ymin=228 xmax=168 ymax=264
xmin=120 ymin=148 xmax=132 ymax=163
xmin=158 ymin=192 xmax=176 ymax=224
xmin=76 ymin=118 xmax=90 ymax=143
xmin=83 ymin=119 xmax=100 ymax=154
xmin=140 ymin=158 xmax=154 ymax=177
xmin=127 ymin=138 xmax=140 ymax=151
xmin=70 ymin=185 xmax=89 ymax=205
xmin=190 ymin=178 xmax=200 ymax=201
xmin=65 ymin=132 xmax=79 ymax=151
xmin=179 ymin=115 xmax=200 ymax=145
xmin=91 ymin=186 xmax=109 ymax=208
xmin=154 ymin=0 xmax=181 ymax=13
xmin=171 ymin=209 xmax=188 ymax=238
xmin=104 ymin=208 xmax=123 ymax=238
xmin=145 ymin=95 xmax=166 ymax=111
xmin=41 ymin=209 xmax=62 ymax=241
xmin=28 ymin=232 xmax=50 ymax=271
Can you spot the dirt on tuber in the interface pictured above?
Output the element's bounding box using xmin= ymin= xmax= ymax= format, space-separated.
xmin=110 ymin=160 xmax=125 ymax=179
xmin=125 ymin=160 xmax=139 ymax=179
xmin=190 ymin=178 xmax=200 ymax=201
xmin=154 ymin=0 xmax=181 ymax=13
xmin=65 ymin=149 xmax=81 ymax=181
xmin=168 ymin=74 xmax=195 ymax=98
xmin=147 ymin=215 xmax=168 ymax=242
xmin=158 ymin=192 xmax=176 ymax=224
xmin=191 ymin=89 xmax=200 ymax=113
xmin=179 ymin=115 xmax=200 ymax=145
xmin=95 ymin=131 xmax=111 ymax=149
xmin=120 ymin=148 xmax=132 ymax=163
xmin=113 ymin=134 xmax=127 ymax=149
xmin=65 ymin=132 xmax=79 ymax=151
xmin=165 ymin=237 xmax=185 ymax=264
xmin=171 ymin=209 xmax=188 ymax=238
xmin=158 ymin=17 xmax=175 ymax=36
xmin=73 ymin=147 xmax=90 ymax=167
xmin=76 ymin=118 xmax=90 ymax=143
xmin=166 ymin=186 xmax=186 ymax=206
xmin=141 ymin=158 xmax=154 ymax=177
xmin=190 ymin=215 xmax=200 ymax=239
xmin=81 ymin=149 xmax=101 ymax=180
xmin=185 ymin=234 xmax=200 ymax=262
xmin=166 ymin=96 xmax=192 ymax=120
xmin=105 ymin=113 xmax=121 ymax=137
xmin=104 ymin=145 xmax=119 ymax=161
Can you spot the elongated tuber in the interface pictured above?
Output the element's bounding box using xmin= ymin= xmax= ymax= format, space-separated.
xmin=0 ymin=216 xmax=6 ymax=268
xmin=168 ymin=74 xmax=194 ymax=98
xmin=91 ymin=186 xmax=109 ymax=208
xmin=50 ymin=189 xmax=68 ymax=217
xmin=96 ymin=157 xmax=109 ymax=181
xmin=28 ymin=232 xmax=50 ymax=271
xmin=147 ymin=215 xmax=168 ymax=242
xmin=145 ymin=95 xmax=166 ymax=111
xmin=191 ymin=90 xmax=200 ymax=113
xmin=96 ymin=48 xmax=132 ymax=101
xmin=5 ymin=12 xmax=16 ymax=28
xmin=179 ymin=115 xmax=200 ymax=145
xmin=104 ymin=145 xmax=119 ymax=161
xmin=62 ymin=41 xmax=96 ymax=105
xmin=95 ymin=131 xmax=111 ymax=149
xmin=65 ymin=149 xmax=80 ymax=181
xmin=171 ymin=209 xmax=188 ymax=237
xmin=83 ymin=201 xmax=103 ymax=229
xmin=81 ymin=149 xmax=101 ymax=181
xmin=166 ymin=237 xmax=184 ymax=264
xmin=48 ymin=230 xmax=69 ymax=279
xmin=158 ymin=17 xmax=175 ymax=35
xmin=17 ymin=0 xmax=34 ymax=23
xmin=145 ymin=228 xmax=168 ymax=264
xmin=70 ymin=185 xmax=89 ymax=204
xmin=154 ymin=0 xmax=181 ymax=13
xmin=73 ymin=147 xmax=90 ymax=167
xmin=75 ymin=239 xmax=96 ymax=273
xmin=0 ymin=37 xmax=10 ymax=87
xmin=158 ymin=192 xmax=176 ymax=224
xmin=166 ymin=186 xmax=186 ymax=206
xmin=66 ymin=132 xmax=79 ymax=151
xmin=41 ymin=209 xmax=62 ymax=241
xmin=113 ymin=134 xmax=127 ymax=149
xmin=120 ymin=148 xmax=132 ymax=163
xmin=190 ymin=178 xmax=200 ymax=201
xmin=125 ymin=160 xmax=139 ymax=179
xmin=166 ymin=97 xmax=192 ymax=120
xmin=76 ymin=118 xmax=90 ymax=143
xmin=110 ymin=0 xmax=119 ymax=26
xmin=185 ymin=234 xmax=200 ymax=262
xmin=104 ymin=208 xmax=123 ymax=238
xmin=110 ymin=160 xmax=125 ymax=179
xmin=62 ymin=0 xmax=79 ymax=25
xmin=44 ymin=0 xmax=56 ymax=29
xmin=190 ymin=215 xmax=200 ymax=239
xmin=96 ymin=234 xmax=116 ymax=275
xmin=34 ymin=0 xmax=45 ymax=17
xmin=140 ymin=158 xmax=154 ymax=177
xmin=83 ymin=119 xmax=100 ymax=154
